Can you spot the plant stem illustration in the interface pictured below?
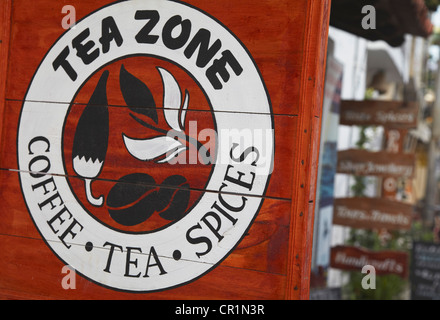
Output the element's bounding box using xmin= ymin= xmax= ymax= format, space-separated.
xmin=72 ymin=70 xmax=109 ymax=206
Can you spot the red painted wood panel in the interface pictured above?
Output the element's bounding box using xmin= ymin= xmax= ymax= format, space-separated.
xmin=0 ymin=0 xmax=330 ymax=299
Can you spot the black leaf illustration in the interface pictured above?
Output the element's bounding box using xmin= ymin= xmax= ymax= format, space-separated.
xmin=72 ymin=70 xmax=110 ymax=206
xmin=119 ymin=64 xmax=158 ymax=123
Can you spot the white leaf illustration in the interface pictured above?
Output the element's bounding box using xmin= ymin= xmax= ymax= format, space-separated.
xmin=158 ymin=67 xmax=182 ymax=132
xmin=180 ymin=90 xmax=189 ymax=130
xmin=123 ymin=134 xmax=186 ymax=161
xmin=156 ymin=146 xmax=186 ymax=163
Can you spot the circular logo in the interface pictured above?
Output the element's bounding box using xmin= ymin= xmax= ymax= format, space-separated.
xmin=18 ymin=0 xmax=273 ymax=292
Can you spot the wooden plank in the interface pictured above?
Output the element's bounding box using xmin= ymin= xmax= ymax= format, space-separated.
xmin=339 ymin=100 xmax=419 ymax=128
xmin=0 ymin=167 xmax=291 ymax=272
xmin=0 ymin=0 xmax=12 ymax=169
xmin=330 ymin=245 xmax=409 ymax=278
xmin=333 ymin=197 xmax=413 ymax=230
xmin=0 ymin=234 xmax=286 ymax=300
xmin=0 ymin=162 xmax=292 ymax=298
xmin=286 ymin=0 xmax=330 ymax=300
xmin=0 ymin=0 xmax=330 ymax=299
xmin=1 ymin=100 xmax=298 ymax=200
xmin=337 ymin=149 xmax=416 ymax=178
xmin=5 ymin=0 xmax=308 ymax=117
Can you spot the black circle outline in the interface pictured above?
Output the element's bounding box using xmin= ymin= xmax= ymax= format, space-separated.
xmin=17 ymin=0 xmax=275 ymax=294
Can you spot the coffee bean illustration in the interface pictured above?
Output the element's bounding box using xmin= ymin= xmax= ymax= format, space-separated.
xmin=106 ymin=173 xmax=158 ymax=226
xmin=156 ymin=175 xmax=190 ymax=221
xmin=106 ymin=173 xmax=190 ymax=227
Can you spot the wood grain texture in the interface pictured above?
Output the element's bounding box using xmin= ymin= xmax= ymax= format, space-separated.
xmin=333 ymin=197 xmax=413 ymax=230
xmin=0 ymin=169 xmax=290 ymax=299
xmin=340 ymin=100 xmax=419 ymax=128
xmin=0 ymin=234 xmax=287 ymax=300
xmin=286 ymin=0 xmax=330 ymax=300
xmin=0 ymin=0 xmax=12 ymax=169
xmin=1 ymin=100 xmax=299 ymax=200
xmin=0 ymin=0 xmax=331 ymax=299
xmin=330 ymin=245 xmax=409 ymax=278
xmin=5 ymin=0 xmax=309 ymax=117
xmin=337 ymin=149 xmax=416 ymax=178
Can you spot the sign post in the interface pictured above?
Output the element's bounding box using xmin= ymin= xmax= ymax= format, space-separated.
xmin=333 ymin=100 xmax=416 ymax=285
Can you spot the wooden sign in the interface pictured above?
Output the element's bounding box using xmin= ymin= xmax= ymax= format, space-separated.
xmin=411 ymin=242 xmax=440 ymax=300
xmin=337 ymin=149 xmax=415 ymax=178
xmin=0 ymin=0 xmax=331 ymax=300
xmin=333 ymin=197 xmax=413 ymax=230
xmin=330 ymin=246 xmax=408 ymax=278
xmin=339 ymin=100 xmax=419 ymax=128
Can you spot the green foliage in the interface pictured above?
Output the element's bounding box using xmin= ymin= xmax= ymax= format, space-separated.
xmin=343 ymin=228 xmax=411 ymax=300
xmin=411 ymin=220 xmax=435 ymax=243
xmin=351 ymin=176 xmax=367 ymax=197
xmin=425 ymin=0 xmax=440 ymax=11
xmin=350 ymin=126 xmax=369 ymax=197
xmin=344 ymin=271 xmax=407 ymax=300
xmin=343 ymin=222 xmax=434 ymax=299
xmin=354 ymin=126 xmax=369 ymax=149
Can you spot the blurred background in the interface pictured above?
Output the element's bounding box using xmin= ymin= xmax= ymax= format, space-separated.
xmin=310 ymin=0 xmax=440 ymax=300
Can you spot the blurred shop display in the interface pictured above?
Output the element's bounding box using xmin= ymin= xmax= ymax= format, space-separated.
xmin=311 ymin=0 xmax=440 ymax=300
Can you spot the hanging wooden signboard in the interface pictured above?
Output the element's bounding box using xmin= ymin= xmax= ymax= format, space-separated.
xmin=0 ymin=0 xmax=331 ymax=300
xmin=339 ymin=100 xmax=419 ymax=129
xmin=333 ymin=197 xmax=413 ymax=230
xmin=330 ymin=246 xmax=409 ymax=278
xmin=337 ymin=149 xmax=416 ymax=178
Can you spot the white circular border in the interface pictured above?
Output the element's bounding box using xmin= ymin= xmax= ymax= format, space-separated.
xmin=17 ymin=0 xmax=273 ymax=292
